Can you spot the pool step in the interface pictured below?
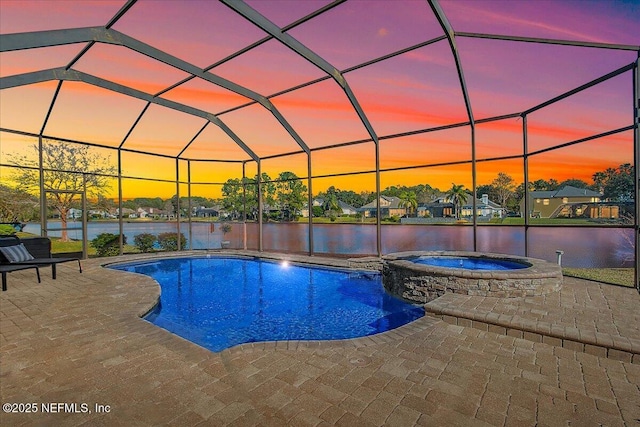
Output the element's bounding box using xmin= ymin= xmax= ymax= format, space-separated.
xmin=425 ymin=293 xmax=639 ymax=364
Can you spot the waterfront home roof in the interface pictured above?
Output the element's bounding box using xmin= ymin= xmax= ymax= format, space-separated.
xmin=336 ymin=200 xmax=357 ymax=212
xmin=529 ymin=190 xmax=557 ymax=199
xmin=554 ymin=186 xmax=602 ymax=198
xmin=195 ymin=207 xmax=220 ymax=215
xmin=359 ymin=196 xmax=402 ymax=210
xmin=305 ymin=198 xmax=356 ymax=211
xmin=529 ymin=185 xmax=602 ymax=199
xmin=305 ymin=199 xmax=358 ymax=216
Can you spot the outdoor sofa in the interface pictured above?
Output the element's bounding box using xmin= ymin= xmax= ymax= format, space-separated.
xmin=0 ymin=236 xmax=82 ymax=290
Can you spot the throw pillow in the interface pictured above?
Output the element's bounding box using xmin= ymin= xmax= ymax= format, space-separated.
xmin=0 ymin=243 xmax=35 ymax=263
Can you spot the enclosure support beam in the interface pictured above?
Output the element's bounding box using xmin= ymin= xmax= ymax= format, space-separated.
xmin=117 ymin=150 xmax=124 ymax=255
xmin=257 ymin=161 xmax=263 ymax=252
xmin=429 ymin=0 xmax=477 ymax=250
xmin=375 ymin=142 xmax=382 ymax=257
xmin=633 ymin=55 xmax=639 ymax=293
xmin=187 ymin=160 xmax=193 ymax=251
xmin=524 ymin=63 xmax=635 ymax=116
xmin=177 ymin=123 xmax=209 ymax=159
xmin=81 ymin=175 xmax=88 ymax=259
xmin=522 ymin=115 xmax=530 ymax=257
xmin=242 ymin=162 xmax=247 ymax=251
xmin=456 ymin=32 xmax=640 ymax=52
xmin=471 ymin=126 xmax=477 ymax=251
xmin=176 ymin=159 xmax=181 ymax=251
xmin=38 ymin=135 xmax=46 ymax=239
xmin=308 ymin=153 xmax=314 ymax=256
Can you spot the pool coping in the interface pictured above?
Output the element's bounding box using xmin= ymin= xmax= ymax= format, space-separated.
xmin=102 ymin=250 xmax=638 ymax=363
xmin=383 ymin=251 xmax=562 ymax=280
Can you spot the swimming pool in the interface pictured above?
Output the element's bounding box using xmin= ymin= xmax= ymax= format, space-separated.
xmin=111 ymin=256 xmax=423 ymax=352
xmin=413 ymin=256 xmax=528 ymax=270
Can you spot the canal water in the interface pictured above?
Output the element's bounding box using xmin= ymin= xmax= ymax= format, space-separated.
xmin=25 ymin=221 xmax=634 ymax=268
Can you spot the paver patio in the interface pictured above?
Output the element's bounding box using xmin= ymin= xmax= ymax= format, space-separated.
xmin=1 ymin=252 xmax=639 ymax=426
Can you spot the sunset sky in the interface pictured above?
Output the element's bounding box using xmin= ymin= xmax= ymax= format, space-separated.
xmin=1 ymin=0 xmax=638 ymax=199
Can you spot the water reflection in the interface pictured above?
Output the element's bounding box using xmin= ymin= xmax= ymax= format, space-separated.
xmin=31 ymin=221 xmax=634 ymax=268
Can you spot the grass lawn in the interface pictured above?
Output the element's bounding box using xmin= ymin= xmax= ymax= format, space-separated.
xmin=302 ymin=217 xmax=377 ymax=224
xmin=310 ymin=217 xmax=623 ymax=226
xmin=17 ymin=232 xmax=139 ymax=256
xmin=497 ymin=217 xmax=606 ymax=225
xmin=51 ymin=239 xmax=140 ymax=256
xmin=563 ymin=268 xmax=635 ymax=287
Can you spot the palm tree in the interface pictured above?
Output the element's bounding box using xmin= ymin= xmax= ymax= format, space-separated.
xmin=323 ymin=193 xmax=340 ymax=220
xmin=445 ymin=183 xmax=469 ymax=220
xmin=398 ymin=191 xmax=418 ymax=217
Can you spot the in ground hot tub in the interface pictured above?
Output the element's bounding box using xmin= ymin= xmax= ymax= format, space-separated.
xmin=383 ymin=251 xmax=562 ymax=303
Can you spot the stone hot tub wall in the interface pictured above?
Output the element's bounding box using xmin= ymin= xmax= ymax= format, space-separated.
xmin=383 ymin=251 xmax=563 ymax=303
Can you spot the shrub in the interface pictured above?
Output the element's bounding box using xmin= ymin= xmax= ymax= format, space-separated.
xmin=91 ymin=233 xmax=124 ymax=257
xmin=134 ymin=233 xmax=156 ymax=253
xmin=157 ymin=232 xmax=187 ymax=251
xmin=220 ymin=223 xmax=232 ymax=236
xmin=0 ymin=224 xmax=17 ymax=235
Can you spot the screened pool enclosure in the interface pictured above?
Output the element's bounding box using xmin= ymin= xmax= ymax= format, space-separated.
xmin=0 ymin=0 xmax=638 ymax=290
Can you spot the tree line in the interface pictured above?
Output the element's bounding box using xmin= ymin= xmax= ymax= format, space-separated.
xmin=2 ymin=163 xmax=634 ymax=224
xmin=217 ymin=163 xmax=634 ymax=220
xmin=2 ymin=140 xmax=634 ymax=239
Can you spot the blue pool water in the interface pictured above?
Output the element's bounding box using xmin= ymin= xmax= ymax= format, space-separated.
xmin=414 ymin=256 xmax=528 ymax=270
xmin=111 ymin=257 xmax=423 ymax=352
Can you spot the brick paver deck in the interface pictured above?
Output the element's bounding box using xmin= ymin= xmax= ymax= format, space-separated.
xmin=425 ymin=277 xmax=640 ymax=362
xmin=1 ymin=252 xmax=639 ymax=426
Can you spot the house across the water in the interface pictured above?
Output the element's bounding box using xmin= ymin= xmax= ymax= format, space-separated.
xmin=521 ymin=185 xmax=602 ymax=218
xmin=358 ymin=196 xmax=406 ymax=218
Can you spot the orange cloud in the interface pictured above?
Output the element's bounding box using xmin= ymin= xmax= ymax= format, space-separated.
xmin=161 ymin=80 xmax=252 ymax=114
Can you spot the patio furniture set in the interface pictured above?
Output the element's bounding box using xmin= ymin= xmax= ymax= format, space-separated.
xmin=0 ymin=236 xmax=82 ymax=291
